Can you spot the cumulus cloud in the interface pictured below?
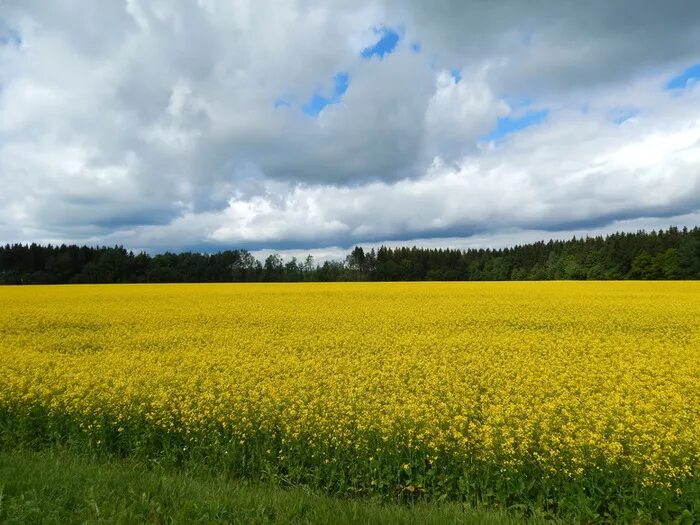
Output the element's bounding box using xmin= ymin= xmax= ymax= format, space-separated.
xmin=1 ymin=0 xmax=699 ymax=253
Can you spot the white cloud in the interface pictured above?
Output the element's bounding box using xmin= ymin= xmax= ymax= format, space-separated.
xmin=425 ymin=69 xmax=509 ymax=160
xmin=1 ymin=1 xmax=699 ymax=252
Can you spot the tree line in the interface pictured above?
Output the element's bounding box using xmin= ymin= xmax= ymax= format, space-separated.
xmin=1 ymin=226 xmax=699 ymax=284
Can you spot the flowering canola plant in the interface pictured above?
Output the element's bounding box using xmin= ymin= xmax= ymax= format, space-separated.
xmin=1 ymin=282 xmax=699 ymax=515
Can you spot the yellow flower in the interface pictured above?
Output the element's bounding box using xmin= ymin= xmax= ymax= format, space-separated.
xmin=0 ymin=281 xmax=698 ymax=495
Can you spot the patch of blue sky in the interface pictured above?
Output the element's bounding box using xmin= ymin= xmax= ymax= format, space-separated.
xmin=0 ymin=24 xmax=21 ymax=47
xmin=505 ymin=96 xmax=533 ymax=110
xmin=361 ymin=26 xmax=400 ymax=59
xmin=450 ymin=68 xmax=462 ymax=83
xmin=666 ymin=63 xmax=700 ymax=90
xmin=273 ymin=97 xmax=291 ymax=109
xmin=302 ymin=72 xmax=350 ymax=117
xmin=608 ymin=107 xmax=638 ymax=125
xmin=482 ymin=108 xmax=549 ymax=142
xmin=410 ymin=41 xmax=421 ymax=53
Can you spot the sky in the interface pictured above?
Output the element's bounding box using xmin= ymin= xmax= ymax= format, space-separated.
xmin=1 ymin=1 xmax=700 ymax=260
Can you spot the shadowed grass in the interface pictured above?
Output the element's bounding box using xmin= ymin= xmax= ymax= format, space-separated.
xmin=0 ymin=448 xmax=542 ymax=525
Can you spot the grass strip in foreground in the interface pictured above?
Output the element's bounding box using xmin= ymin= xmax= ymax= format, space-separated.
xmin=0 ymin=448 xmax=538 ymax=525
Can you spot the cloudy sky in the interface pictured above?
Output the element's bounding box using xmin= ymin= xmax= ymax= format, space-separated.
xmin=2 ymin=1 xmax=700 ymax=259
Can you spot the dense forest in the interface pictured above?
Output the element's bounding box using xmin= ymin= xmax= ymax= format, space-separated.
xmin=1 ymin=226 xmax=699 ymax=284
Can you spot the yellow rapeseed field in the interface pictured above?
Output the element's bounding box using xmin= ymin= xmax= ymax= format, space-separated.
xmin=1 ymin=282 xmax=699 ymax=512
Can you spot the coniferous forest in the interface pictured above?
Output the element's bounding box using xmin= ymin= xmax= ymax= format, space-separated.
xmin=1 ymin=226 xmax=699 ymax=284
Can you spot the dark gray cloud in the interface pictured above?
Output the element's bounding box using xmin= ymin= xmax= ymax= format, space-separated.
xmin=395 ymin=0 xmax=700 ymax=94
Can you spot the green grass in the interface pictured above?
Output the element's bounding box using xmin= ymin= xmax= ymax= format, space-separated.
xmin=2 ymin=408 xmax=699 ymax=523
xmin=3 ymin=409 xmax=699 ymax=524
xmin=0 ymin=448 xmax=541 ymax=525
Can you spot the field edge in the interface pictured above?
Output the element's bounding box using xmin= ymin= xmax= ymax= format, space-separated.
xmin=0 ymin=447 xmax=540 ymax=525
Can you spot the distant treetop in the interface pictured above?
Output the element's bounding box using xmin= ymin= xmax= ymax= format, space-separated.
xmin=1 ymin=226 xmax=699 ymax=284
